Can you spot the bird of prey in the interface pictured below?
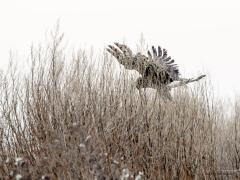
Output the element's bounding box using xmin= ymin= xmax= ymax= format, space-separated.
xmin=107 ymin=42 xmax=206 ymax=100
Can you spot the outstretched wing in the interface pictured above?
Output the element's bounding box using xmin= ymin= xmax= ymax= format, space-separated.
xmin=106 ymin=42 xmax=148 ymax=75
xmin=107 ymin=43 xmax=180 ymax=81
xmin=147 ymin=46 xmax=180 ymax=81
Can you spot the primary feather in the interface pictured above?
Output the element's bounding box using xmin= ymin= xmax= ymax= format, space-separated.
xmin=107 ymin=43 xmax=179 ymax=87
xmin=107 ymin=42 xmax=206 ymax=100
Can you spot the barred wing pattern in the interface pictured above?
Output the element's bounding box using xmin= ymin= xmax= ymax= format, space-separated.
xmin=107 ymin=43 xmax=180 ymax=84
xmin=147 ymin=46 xmax=179 ymax=81
xmin=106 ymin=42 xmax=148 ymax=74
xmin=107 ymin=42 xmax=206 ymax=94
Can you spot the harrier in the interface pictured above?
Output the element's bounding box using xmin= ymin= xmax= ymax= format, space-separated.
xmin=107 ymin=43 xmax=205 ymax=100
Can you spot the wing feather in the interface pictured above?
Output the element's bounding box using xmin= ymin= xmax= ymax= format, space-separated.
xmin=166 ymin=59 xmax=175 ymax=64
xmin=148 ymin=46 xmax=180 ymax=80
xmin=114 ymin=42 xmax=133 ymax=57
xmin=162 ymin=49 xmax=168 ymax=59
xmin=107 ymin=43 xmax=147 ymax=74
xmin=158 ymin=46 xmax=162 ymax=57
xmin=152 ymin=46 xmax=157 ymax=58
xmin=147 ymin=50 xmax=152 ymax=59
xmin=107 ymin=43 xmax=180 ymax=81
xmin=106 ymin=45 xmax=125 ymax=63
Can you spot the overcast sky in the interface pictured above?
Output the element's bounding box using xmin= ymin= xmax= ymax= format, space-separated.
xmin=0 ymin=0 xmax=240 ymax=100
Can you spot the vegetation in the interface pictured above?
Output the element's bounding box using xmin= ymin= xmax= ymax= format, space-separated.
xmin=0 ymin=28 xmax=240 ymax=179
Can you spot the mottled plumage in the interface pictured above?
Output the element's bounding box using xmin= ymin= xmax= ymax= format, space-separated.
xmin=107 ymin=42 xmax=205 ymax=100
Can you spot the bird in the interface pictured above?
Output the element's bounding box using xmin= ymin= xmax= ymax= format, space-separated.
xmin=106 ymin=42 xmax=206 ymax=100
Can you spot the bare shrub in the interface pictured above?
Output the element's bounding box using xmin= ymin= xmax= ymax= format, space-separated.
xmin=0 ymin=29 xmax=239 ymax=179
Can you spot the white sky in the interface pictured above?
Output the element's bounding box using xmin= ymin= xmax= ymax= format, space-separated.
xmin=0 ymin=0 xmax=240 ymax=100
